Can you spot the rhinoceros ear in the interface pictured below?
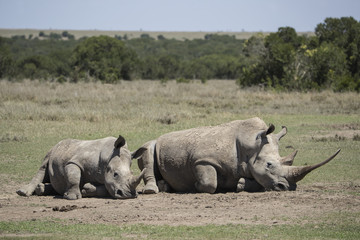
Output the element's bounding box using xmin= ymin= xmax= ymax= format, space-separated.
xmin=266 ymin=124 xmax=275 ymax=135
xmin=256 ymin=124 xmax=275 ymax=140
xmin=114 ymin=135 xmax=126 ymax=149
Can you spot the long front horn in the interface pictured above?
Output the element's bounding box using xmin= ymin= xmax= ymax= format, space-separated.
xmin=280 ymin=150 xmax=298 ymax=166
xmin=286 ymin=149 xmax=341 ymax=183
xmin=129 ymin=169 xmax=146 ymax=188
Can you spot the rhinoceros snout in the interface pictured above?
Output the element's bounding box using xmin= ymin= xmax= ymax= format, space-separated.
xmin=272 ymin=182 xmax=296 ymax=191
xmin=114 ymin=189 xmax=138 ymax=199
xmin=116 ymin=189 xmax=123 ymax=196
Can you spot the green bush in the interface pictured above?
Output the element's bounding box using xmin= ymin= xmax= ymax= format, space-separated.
xmin=176 ymin=77 xmax=190 ymax=83
xmin=333 ymin=74 xmax=360 ymax=92
xmin=237 ymin=18 xmax=360 ymax=91
xmin=71 ymin=35 xmax=138 ymax=82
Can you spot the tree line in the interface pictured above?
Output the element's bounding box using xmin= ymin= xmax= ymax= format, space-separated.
xmin=0 ymin=17 xmax=359 ymax=91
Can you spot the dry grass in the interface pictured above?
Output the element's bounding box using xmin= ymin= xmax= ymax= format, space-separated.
xmin=0 ymin=79 xmax=359 ymax=183
xmin=1 ymin=79 xmax=358 ymax=120
xmin=1 ymin=80 xmax=359 ymax=136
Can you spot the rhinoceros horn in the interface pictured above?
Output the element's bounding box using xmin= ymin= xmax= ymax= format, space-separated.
xmin=276 ymin=126 xmax=287 ymax=141
xmin=280 ymin=150 xmax=298 ymax=166
xmin=286 ymin=149 xmax=341 ymax=183
xmin=129 ymin=169 xmax=146 ymax=188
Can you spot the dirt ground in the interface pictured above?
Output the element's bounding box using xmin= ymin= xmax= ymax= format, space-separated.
xmin=1 ymin=182 xmax=359 ymax=226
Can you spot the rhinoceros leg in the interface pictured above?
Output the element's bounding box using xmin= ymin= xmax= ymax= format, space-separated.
xmin=81 ymin=183 xmax=109 ymax=198
xmin=16 ymin=154 xmax=49 ymax=197
xmin=194 ymin=163 xmax=217 ymax=193
xmin=236 ymin=178 xmax=264 ymax=192
xmin=157 ymin=179 xmax=171 ymax=192
xmin=63 ymin=163 xmax=82 ymax=200
xmin=134 ymin=141 xmax=159 ymax=194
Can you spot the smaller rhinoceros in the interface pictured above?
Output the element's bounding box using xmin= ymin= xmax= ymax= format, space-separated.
xmin=17 ymin=135 xmax=145 ymax=200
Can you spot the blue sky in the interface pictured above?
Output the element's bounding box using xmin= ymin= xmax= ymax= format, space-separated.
xmin=0 ymin=0 xmax=359 ymax=32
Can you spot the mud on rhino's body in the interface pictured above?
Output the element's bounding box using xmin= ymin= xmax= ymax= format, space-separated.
xmin=17 ymin=136 xmax=144 ymax=200
xmin=132 ymin=117 xmax=340 ymax=194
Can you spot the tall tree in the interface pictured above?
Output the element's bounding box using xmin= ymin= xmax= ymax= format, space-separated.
xmin=316 ymin=17 xmax=360 ymax=77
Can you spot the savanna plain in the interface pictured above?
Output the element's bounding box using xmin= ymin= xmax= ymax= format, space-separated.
xmin=0 ymin=79 xmax=359 ymax=239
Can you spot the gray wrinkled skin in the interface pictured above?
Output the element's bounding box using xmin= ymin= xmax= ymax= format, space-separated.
xmin=17 ymin=136 xmax=144 ymax=200
xmin=133 ymin=117 xmax=340 ymax=194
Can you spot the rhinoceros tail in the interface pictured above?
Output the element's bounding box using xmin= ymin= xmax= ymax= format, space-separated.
xmin=16 ymin=152 xmax=50 ymax=197
xmin=131 ymin=140 xmax=160 ymax=194
xmin=131 ymin=140 xmax=157 ymax=160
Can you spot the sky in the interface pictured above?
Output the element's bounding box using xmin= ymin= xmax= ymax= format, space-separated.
xmin=0 ymin=0 xmax=359 ymax=32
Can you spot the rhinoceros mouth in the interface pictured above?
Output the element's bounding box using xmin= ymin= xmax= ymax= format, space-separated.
xmin=270 ymin=182 xmax=296 ymax=191
xmin=274 ymin=183 xmax=287 ymax=191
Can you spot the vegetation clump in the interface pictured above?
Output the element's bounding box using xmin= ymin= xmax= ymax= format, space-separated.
xmin=238 ymin=17 xmax=360 ymax=91
xmin=0 ymin=17 xmax=359 ymax=91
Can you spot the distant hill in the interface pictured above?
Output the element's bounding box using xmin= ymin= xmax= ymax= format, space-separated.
xmin=0 ymin=28 xmax=314 ymax=40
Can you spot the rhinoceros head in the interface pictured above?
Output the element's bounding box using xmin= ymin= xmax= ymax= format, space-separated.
xmin=248 ymin=125 xmax=340 ymax=191
xmin=104 ymin=135 xmax=145 ymax=199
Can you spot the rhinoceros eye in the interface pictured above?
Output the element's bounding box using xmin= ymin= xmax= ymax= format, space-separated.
xmin=266 ymin=162 xmax=273 ymax=168
xmin=113 ymin=172 xmax=119 ymax=178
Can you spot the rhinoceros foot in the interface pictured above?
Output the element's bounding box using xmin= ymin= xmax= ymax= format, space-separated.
xmin=81 ymin=183 xmax=97 ymax=197
xmin=236 ymin=178 xmax=247 ymax=192
xmin=35 ymin=183 xmax=56 ymax=196
xmin=236 ymin=178 xmax=264 ymax=192
xmin=143 ymin=182 xmax=159 ymax=194
xmin=64 ymin=190 xmax=82 ymax=200
xmin=35 ymin=183 xmax=45 ymax=196
xmin=157 ymin=180 xmax=171 ymax=192
xmin=16 ymin=186 xmax=32 ymax=197
xmin=81 ymin=183 xmax=109 ymax=198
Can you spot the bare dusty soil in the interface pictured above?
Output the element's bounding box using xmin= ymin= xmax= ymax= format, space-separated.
xmin=1 ymin=182 xmax=359 ymax=226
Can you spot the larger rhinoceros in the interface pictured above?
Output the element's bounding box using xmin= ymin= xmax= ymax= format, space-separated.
xmin=17 ymin=135 xmax=145 ymax=200
xmin=132 ymin=117 xmax=340 ymax=193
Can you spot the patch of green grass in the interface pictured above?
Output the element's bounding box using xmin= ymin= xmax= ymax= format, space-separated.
xmin=1 ymin=214 xmax=359 ymax=240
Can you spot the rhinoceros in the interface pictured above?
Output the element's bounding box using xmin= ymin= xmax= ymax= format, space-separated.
xmin=132 ymin=117 xmax=340 ymax=193
xmin=17 ymin=135 xmax=145 ymax=200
